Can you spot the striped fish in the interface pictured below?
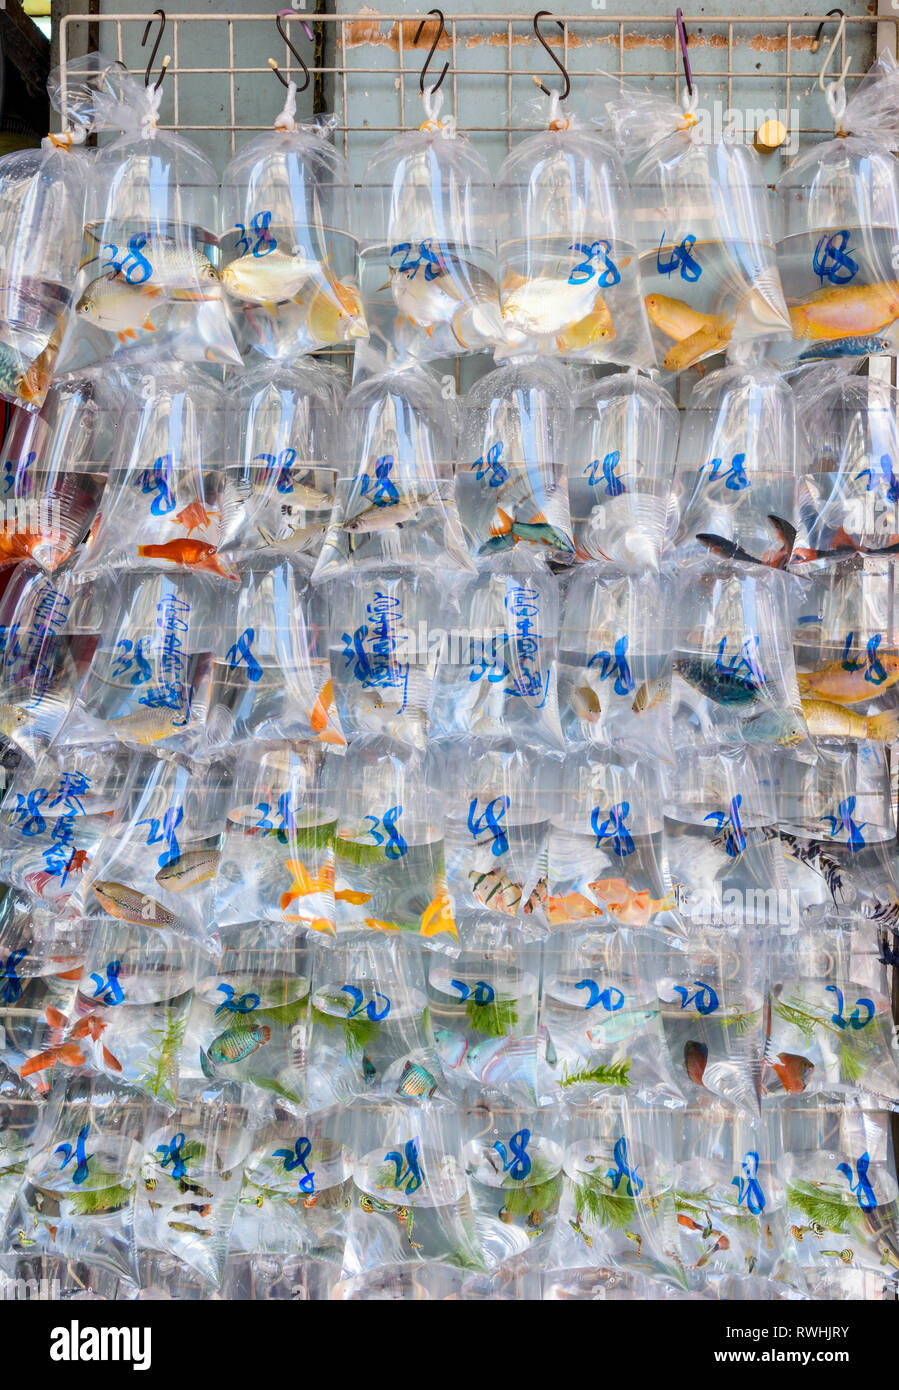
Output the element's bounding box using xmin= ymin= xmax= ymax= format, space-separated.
xmin=207 ymin=1022 xmax=271 ymax=1066
xmin=396 ymin=1060 xmax=438 ymax=1099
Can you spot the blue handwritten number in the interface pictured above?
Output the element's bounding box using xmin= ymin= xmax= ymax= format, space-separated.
xmin=215 ymin=983 xmax=261 ymax=1016
xmin=226 ymin=628 xmax=263 ymax=683
xmin=0 ymin=949 xmax=27 ymax=1004
xmin=471 ymin=442 xmax=508 ymax=488
xmin=250 ymin=210 xmax=276 ymax=257
xmin=568 ymin=240 xmax=620 ymax=288
xmin=89 ymin=960 xmax=124 ymax=1005
xmin=825 ymin=985 xmax=875 ymax=1032
xmin=591 ymin=802 xmax=635 ymax=857
xmin=673 ymin=980 xmax=719 ymax=1015
xmin=467 ymin=796 xmax=510 ymax=857
xmin=575 ymin=979 xmax=625 ymax=1012
xmin=55 ymin=1124 xmax=91 ymax=1186
xmin=656 ymin=232 xmax=701 ymax=282
xmin=273 ymin=1137 xmax=315 ymax=1194
xmin=731 ymin=1151 xmax=766 ymax=1215
xmin=837 ymin=1152 xmax=877 ymax=1210
xmin=363 ymin=806 xmax=408 ymax=860
xmin=450 ymin=979 xmax=496 ymax=1005
xmin=606 ymin=1137 xmax=643 ymax=1196
xmin=493 ymin=1129 xmax=531 ymax=1181
xmin=342 ymin=985 xmax=391 ymax=1022
xmin=384 ymin=1138 xmax=423 ymax=1195
xmin=155 ymin=1133 xmax=188 ymax=1181
xmin=812 ymin=230 xmax=858 ymax=286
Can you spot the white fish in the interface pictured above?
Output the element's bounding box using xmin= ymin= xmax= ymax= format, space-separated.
xmin=223 ymin=250 xmax=320 ymax=305
xmin=76 ymin=275 xmax=164 ymax=341
xmin=342 ymin=498 xmax=422 ymax=533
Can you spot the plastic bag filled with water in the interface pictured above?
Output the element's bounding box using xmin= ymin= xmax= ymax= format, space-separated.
xmin=345 ymin=1102 xmax=486 ymax=1275
xmin=495 ymin=95 xmax=654 ymax=367
xmin=672 ymin=362 xmax=800 ymax=569
xmin=184 ymin=924 xmax=310 ymax=1116
xmin=663 ymin=744 xmax=792 ymax=932
xmin=550 ymin=1099 xmax=685 ymax=1290
xmin=214 ymin=743 xmax=336 ymax=937
xmin=791 ymin=365 xmax=899 ymax=564
xmin=570 ymin=369 xmax=678 ymax=570
xmin=774 ymin=52 xmax=899 ymax=366
xmin=545 ymin=748 xmax=672 ymax=930
xmin=218 ymin=358 xmax=342 ymax=564
xmin=0 ymin=562 xmax=92 ymax=761
xmin=313 ymin=364 xmax=471 ymax=580
xmin=673 ymin=1110 xmax=786 ymax=1286
xmin=231 ymin=1107 xmax=353 ymax=1261
xmin=137 ymin=1095 xmax=253 ymax=1288
xmin=456 ymin=357 xmax=575 ymax=564
xmin=598 ymin=77 xmax=790 ymax=371
xmin=70 ymin=922 xmax=199 ymax=1108
xmin=3 ymin=1071 xmax=150 ymax=1283
xmin=558 ymin=567 xmax=673 ymax=760
xmin=0 ymin=1056 xmax=43 ymax=1228
xmin=0 ymin=372 xmax=118 ymax=571
xmin=657 ymin=927 xmax=767 ymax=1115
xmin=330 ymin=740 xmax=455 ymax=944
xmin=357 ymin=88 xmax=502 ymax=367
xmin=328 ymin=567 xmax=439 ymax=750
xmin=427 ymin=929 xmax=540 ymax=1108
xmin=669 ymin=565 xmax=810 ymax=753
xmin=0 ymin=61 xmax=96 ymax=409
xmin=439 ymin=741 xmax=554 ymax=926
xmin=205 ymin=556 xmax=344 ymax=751
xmin=58 ymin=569 xmax=222 ymax=755
xmin=0 ymin=740 xmax=131 ymax=912
xmin=765 ymin=926 xmax=899 ymax=1108
xmin=784 ymin=1110 xmax=899 ymax=1280
xmin=431 ymin=566 xmax=564 ymax=745
xmin=307 ymin=938 xmax=441 ymax=1108
xmin=74 ymin=368 xmax=237 ymax=583
xmin=52 ymin=56 xmax=241 ymax=375
xmin=764 ymin=741 xmax=899 ymax=930
xmin=792 ymin=556 xmax=899 ymax=743
xmin=538 ymin=927 xmax=682 ymax=1106
xmin=460 ymin=1102 xmax=564 ymax=1263
xmin=221 ymin=107 xmax=366 ymax=357
xmin=84 ymin=752 xmax=223 ymax=948
xmin=0 ymin=944 xmax=86 ymax=1097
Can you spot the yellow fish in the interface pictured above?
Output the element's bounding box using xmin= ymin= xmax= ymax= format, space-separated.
xmin=306 ymin=276 xmax=367 ymax=345
xmin=554 ymin=293 xmax=615 ymax=353
xmin=790 ymin=280 xmax=899 ymax=342
xmin=797 ymin=656 xmax=899 ymax=704
xmin=363 ymin=917 xmax=401 ymax=932
xmin=281 ymin=858 xmax=334 ymax=912
xmin=420 ymin=885 xmax=457 ymax=939
xmin=102 ymin=705 xmax=189 ymax=744
xmin=801 ymin=698 xmax=899 ymax=741
xmin=644 ymin=293 xmax=733 ymax=369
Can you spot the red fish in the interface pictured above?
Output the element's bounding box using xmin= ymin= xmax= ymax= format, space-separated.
xmin=70 ymin=1014 xmax=107 ymax=1043
xmin=136 ymin=538 xmax=236 ymax=580
xmin=683 ymin=1039 xmax=708 ymax=1087
xmin=20 ymin=1041 xmax=86 ymax=1077
xmin=770 ymin=1051 xmax=814 ymax=1094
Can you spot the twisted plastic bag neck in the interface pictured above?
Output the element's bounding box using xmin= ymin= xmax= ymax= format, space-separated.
xmin=419 ymin=86 xmax=456 ymax=136
xmin=825 ymin=76 xmax=849 ymax=134
xmin=41 ymin=125 xmax=87 ymax=153
xmin=139 ymin=82 xmax=163 ymax=140
xmin=678 ymin=83 xmax=700 ymax=135
xmin=274 ymin=79 xmax=298 ymax=132
xmin=547 ymin=88 xmax=570 ymax=132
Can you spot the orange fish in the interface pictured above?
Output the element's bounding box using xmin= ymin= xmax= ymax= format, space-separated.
xmin=102 ymin=1044 xmax=122 ymax=1072
xmin=797 ymin=655 xmax=899 ymax=705
xmin=770 ymin=1051 xmax=814 ymax=1094
xmin=677 ymin=1213 xmax=704 ymax=1232
xmin=309 ymin=678 xmax=344 ymax=745
xmin=44 ymin=1006 xmax=69 ymax=1031
xmin=281 ymin=858 xmax=334 ymax=916
xmin=20 ymin=1041 xmax=86 ymax=1078
xmin=137 ymin=537 xmax=233 ymax=578
xmin=70 ymin=1014 xmax=107 ymax=1043
xmin=545 ymin=891 xmax=606 ymax=925
xmin=174 ymin=499 xmax=213 ymax=536
xmin=590 ymin=877 xmax=675 ymax=926
xmin=420 ymin=886 xmax=457 ymax=938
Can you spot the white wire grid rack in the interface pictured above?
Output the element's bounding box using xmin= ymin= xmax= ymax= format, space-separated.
xmin=57 ymin=10 xmax=897 ymax=161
